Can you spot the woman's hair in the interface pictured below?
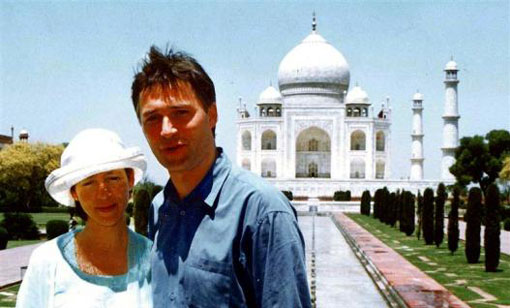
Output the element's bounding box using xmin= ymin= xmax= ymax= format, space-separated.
xmin=74 ymin=200 xmax=88 ymax=221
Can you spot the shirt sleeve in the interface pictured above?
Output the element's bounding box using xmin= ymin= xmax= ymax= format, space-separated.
xmin=250 ymin=211 xmax=311 ymax=308
xmin=16 ymin=246 xmax=53 ymax=308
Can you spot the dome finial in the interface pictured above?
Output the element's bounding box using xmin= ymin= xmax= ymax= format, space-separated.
xmin=312 ymin=12 xmax=317 ymax=32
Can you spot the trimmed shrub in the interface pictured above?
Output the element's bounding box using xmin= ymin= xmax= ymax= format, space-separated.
xmin=389 ymin=192 xmax=397 ymax=227
xmin=435 ymin=183 xmax=447 ymax=248
xmin=46 ymin=220 xmax=69 ymax=240
xmin=0 ymin=212 xmax=39 ymax=240
xmin=422 ymin=188 xmax=434 ymax=245
xmin=126 ymin=202 xmax=134 ymax=217
xmin=501 ymin=205 xmax=510 ymax=220
xmin=447 ymin=187 xmax=460 ymax=255
xmin=416 ymin=191 xmax=423 ymax=240
xmin=504 ymin=218 xmax=510 ymax=231
xmin=0 ymin=227 xmax=7 ymax=250
xmin=282 ymin=191 xmax=293 ymax=201
xmin=382 ymin=187 xmax=390 ymax=225
xmin=333 ymin=190 xmax=351 ymax=201
xmin=373 ymin=189 xmax=383 ymax=220
xmin=400 ymin=191 xmax=415 ymax=236
xmin=134 ymin=189 xmax=151 ymax=237
xmin=360 ymin=190 xmax=371 ymax=216
xmin=484 ymin=184 xmax=501 ymax=272
xmin=465 ymin=187 xmax=482 ymax=263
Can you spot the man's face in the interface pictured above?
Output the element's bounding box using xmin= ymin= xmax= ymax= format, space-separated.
xmin=139 ymin=82 xmax=217 ymax=174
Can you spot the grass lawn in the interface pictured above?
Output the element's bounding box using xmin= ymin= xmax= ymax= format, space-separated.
xmin=6 ymin=240 xmax=44 ymax=249
xmin=0 ymin=284 xmax=19 ymax=307
xmin=0 ymin=212 xmax=69 ymax=227
xmin=347 ymin=213 xmax=510 ymax=308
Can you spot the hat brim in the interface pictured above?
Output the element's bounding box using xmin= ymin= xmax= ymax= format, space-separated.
xmin=45 ymin=149 xmax=146 ymax=206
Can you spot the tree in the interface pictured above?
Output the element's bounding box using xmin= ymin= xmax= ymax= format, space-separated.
xmin=388 ymin=192 xmax=397 ymax=227
xmin=447 ymin=187 xmax=460 ymax=255
xmin=360 ymin=190 xmax=371 ymax=216
xmin=484 ymin=184 xmax=501 ymax=272
xmin=500 ymin=156 xmax=510 ymax=180
xmin=435 ymin=183 xmax=447 ymax=248
xmin=450 ymin=130 xmax=510 ymax=193
xmin=400 ymin=191 xmax=415 ymax=236
xmin=133 ymin=178 xmax=163 ymax=237
xmin=0 ymin=142 xmax=64 ymax=212
xmin=465 ymin=187 xmax=482 ymax=263
xmin=416 ymin=191 xmax=423 ymax=240
xmin=422 ymin=188 xmax=434 ymax=245
xmin=373 ymin=189 xmax=383 ymax=219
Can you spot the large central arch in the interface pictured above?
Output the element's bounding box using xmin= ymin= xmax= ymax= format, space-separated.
xmin=295 ymin=126 xmax=331 ymax=178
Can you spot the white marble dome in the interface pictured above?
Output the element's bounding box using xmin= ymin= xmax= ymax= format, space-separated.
xmin=277 ymin=31 xmax=350 ymax=89
xmin=345 ymin=85 xmax=370 ymax=105
xmin=258 ymin=85 xmax=282 ymax=104
xmin=445 ymin=60 xmax=458 ymax=70
xmin=413 ymin=92 xmax=424 ymax=101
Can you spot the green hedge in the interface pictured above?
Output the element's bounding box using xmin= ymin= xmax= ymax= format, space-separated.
xmin=334 ymin=190 xmax=351 ymax=201
xmin=0 ymin=212 xmax=40 ymax=240
xmin=0 ymin=227 xmax=7 ymax=250
xmin=46 ymin=220 xmax=68 ymax=240
xmin=41 ymin=206 xmax=70 ymax=213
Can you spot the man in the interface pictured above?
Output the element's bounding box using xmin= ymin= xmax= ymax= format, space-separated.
xmin=131 ymin=46 xmax=311 ymax=307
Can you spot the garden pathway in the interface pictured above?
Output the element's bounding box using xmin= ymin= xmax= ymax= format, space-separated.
xmin=0 ymin=243 xmax=41 ymax=288
xmin=448 ymin=219 xmax=510 ymax=255
xmin=298 ymin=215 xmax=388 ymax=307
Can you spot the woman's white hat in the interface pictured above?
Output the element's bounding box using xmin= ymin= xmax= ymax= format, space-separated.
xmin=45 ymin=128 xmax=147 ymax=206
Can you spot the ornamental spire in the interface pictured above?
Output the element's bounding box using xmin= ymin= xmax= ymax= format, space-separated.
xmin=312 ymin=12 xmax=317 ymax=32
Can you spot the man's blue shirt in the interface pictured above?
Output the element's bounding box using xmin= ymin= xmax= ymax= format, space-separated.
xmin=149 ymin=148 xmax=311 ymax=307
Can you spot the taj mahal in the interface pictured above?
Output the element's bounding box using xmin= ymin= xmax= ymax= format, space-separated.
xmin=236 ymin=17 xmax=460 ymax=197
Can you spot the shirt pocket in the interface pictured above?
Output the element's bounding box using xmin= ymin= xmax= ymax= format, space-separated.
xmin=183 ymin=257 xmax=231 ymax=307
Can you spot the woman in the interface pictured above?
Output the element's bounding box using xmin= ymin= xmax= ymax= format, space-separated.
xmin=16 ymin=128 xmax=152 ymax=307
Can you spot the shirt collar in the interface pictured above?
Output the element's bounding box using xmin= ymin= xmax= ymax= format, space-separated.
xmin=163 ymin=147 xmax=231 ymax=208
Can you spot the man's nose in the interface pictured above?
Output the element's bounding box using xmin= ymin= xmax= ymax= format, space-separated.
xmin=161 ymin=116 xmax=177 ymax=138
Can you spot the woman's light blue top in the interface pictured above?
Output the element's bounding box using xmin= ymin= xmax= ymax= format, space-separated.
xmin=16 ymin=228 xmax=152 ymax=308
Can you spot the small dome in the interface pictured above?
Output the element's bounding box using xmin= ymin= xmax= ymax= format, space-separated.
xmin=413 ymin=92 xmax=424 ymax=101
xmin=19 ymin=129 xmax=29 ymax=137
xmin=258 ymin=86 xmax=282 ymax=105
xmin=445 ymin=60 xmax=458 ymax=70
xmin=278 ymin=32 xmax=350 ymax=90
xmin=345 ymin=85 xmax=370 ymax=105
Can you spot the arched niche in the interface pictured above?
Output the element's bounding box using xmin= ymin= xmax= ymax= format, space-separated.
xmin=295 ymin=126 xmax=331 ymax=178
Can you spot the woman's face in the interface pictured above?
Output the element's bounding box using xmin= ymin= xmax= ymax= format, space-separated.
xmin=71 ymin=169 xmax=133 ymax=227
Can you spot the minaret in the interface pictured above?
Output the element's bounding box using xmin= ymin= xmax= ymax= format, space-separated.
xmin=410 ymin=91 xmax=424 ymax=180
xmin=441 ymin=58 xmax=460 ymax=181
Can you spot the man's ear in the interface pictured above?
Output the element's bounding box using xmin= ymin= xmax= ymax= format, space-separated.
xmin=208 ymin=103 xmax=218 ymax=129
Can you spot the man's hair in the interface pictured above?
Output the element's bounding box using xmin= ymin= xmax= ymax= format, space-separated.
xmin=131 ymin=46 xmax=216 ymax=118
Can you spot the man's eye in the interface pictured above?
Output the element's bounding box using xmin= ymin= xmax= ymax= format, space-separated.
xmin=144 ymin=115 xmax=158 ymax=123
xmin=107 ymin=176 xmax=120 ymax=181
xmin=174 ymin=110 xmax=189 ymax=117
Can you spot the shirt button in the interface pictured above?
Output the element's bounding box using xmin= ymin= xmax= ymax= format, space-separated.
xmin=180 ymin=210 xmax=186 ymax=216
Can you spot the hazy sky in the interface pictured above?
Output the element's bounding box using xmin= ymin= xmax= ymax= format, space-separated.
xmin=1 ymin=1 xmax=509 ymax=185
